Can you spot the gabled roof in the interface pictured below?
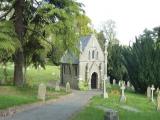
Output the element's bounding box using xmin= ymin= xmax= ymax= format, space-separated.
xmin=60 ymin=35 xmax=94 ymax=64
xmin=60 ymin=50 xmax=79 ymax=64
xmin=80 ymin=35 xmax=92 ymax=51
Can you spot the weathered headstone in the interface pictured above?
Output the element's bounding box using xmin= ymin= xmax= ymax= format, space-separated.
xmin=38 ymin=83 xmax=46 ymax=101
xmin=120 ymin=82 xmax=126 ymax=103
xmin=147 ymin=86 xmax=151 ymax=98
xmin=66 ymin=82 xmax=71 ymax=93
xmin=104 ymin=110 xmax=119 ymax=120
xmin=156 ymin=87 xmax=159 ymax=95
xmin=113 ymin=79 xmax=116 ymax=85
xmin=118 ymin=81 xmax=121 ymax=86
xmin=127 ymin=81 xmax=130 ymax=87
xmin=55 ymin=81 xmax=60 ymax=91
xmin=131 ymin=85 xmax=135 ymax=92
xmin=157 ymin=91 xmax=160 ymax=111
xmin=151 ymin=85 xmax=155 ymax=102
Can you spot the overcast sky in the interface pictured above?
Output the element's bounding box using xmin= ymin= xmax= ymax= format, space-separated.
xmin=77 ymin=0 xmax=160 ymax=45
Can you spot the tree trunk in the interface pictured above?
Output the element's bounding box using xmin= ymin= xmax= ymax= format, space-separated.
xmin=13 ymin=0 xmax=25 ymax=86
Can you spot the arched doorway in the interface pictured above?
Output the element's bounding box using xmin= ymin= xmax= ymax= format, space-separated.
xmin=91 ymin=72 xmax=98 ymax=89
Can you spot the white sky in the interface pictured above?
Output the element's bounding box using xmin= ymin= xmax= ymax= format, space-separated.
xmin=77 ymin=0 xmax=160 ymax=45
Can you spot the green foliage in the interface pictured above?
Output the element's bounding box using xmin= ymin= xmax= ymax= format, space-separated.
xmin=108 ymin=44 xmax=127 ymax=81
xmin=122 ymin=28 xmax=160 ymax=93
xmin=0 ymin=21 xmax=19 ymax=55
xmin=0 ymin=0 xmax=92 ymax=85
xmin=78 ymin=81 xmax=89 ymax=91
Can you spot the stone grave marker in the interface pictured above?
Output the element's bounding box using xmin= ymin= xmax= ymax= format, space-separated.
xmin=156 ymin=87 xmax=159 ymax=95
xmin=131 ymin=85 xmax=135 ymax=92
xmin=38 ymin=83 xmax=46 ymax=101
xmin=55 ymin=81 xmax=60 ymax=92
xmin=118 ymin=81 xmax=121 ymax=86
xmin=151 ymin=85 xmax=155 ymax=102
xmin=113 ymin=79 xmax=116 ymax=85
xmin=147 ymin=86 xmax=151 ymax=99
xmin=127 ymin=81 xmax=130 ymax=87
xmin=120 ymin=82 xmax=126 ymax=103
xmin=66 ymin=82 xmax=71 ymax=93
xmin=157 ymin=91 xmax=160 ymax=111
xmin=104 ymin=110 xmax=119 ymax=120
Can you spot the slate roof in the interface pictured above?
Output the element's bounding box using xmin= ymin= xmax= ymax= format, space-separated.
xmin=60 ymin=35 xmax=93 ymax=64
xmin=79 ymin=35 xmax=92 ymax=51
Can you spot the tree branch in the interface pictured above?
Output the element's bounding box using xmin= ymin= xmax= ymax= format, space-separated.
xmin=25 ymin=26 xmax=54 ymax=47
xmin=0 ymin=7 xmax=13 ymax=20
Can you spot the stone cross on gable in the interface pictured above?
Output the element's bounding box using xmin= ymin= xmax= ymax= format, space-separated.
xmin=151 ymin=84 xmax=155 ymax=102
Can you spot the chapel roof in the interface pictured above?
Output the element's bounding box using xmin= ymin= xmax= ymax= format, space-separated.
xmin=60 ymin=34 xmax=95 ymax=64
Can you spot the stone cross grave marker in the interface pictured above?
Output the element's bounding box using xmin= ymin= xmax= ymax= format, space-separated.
xmin=38 ymin=83 xmax=46 ymax=101
xmin=55 ymin=81 xmax=60 ymax=92
xmin=66 ymin=82 xmax=71 ymax=93
xmin=127 ymin=81 xmax=130 ymax=87
xmin=157 ymin=91 xmax=160 ymax=111
xmin=120 ymin=82 xmax=126 ymax=103
xmin=151 ymin=85 xmax=155 ymax=102
xmin=147 ymin=86 xmax=151 ymax=99
xmin=113 ymin=79 xmax=116 ymax=85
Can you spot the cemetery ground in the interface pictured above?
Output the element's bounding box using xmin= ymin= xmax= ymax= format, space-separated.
xmin=0 ymin=63 xmax=66 ymax=109
xmin=71 ymin=86 xmax=160 ymax=120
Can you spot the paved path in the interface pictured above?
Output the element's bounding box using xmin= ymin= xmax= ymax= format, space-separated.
xmin=5 ymin=90 xmax=101 ymax=120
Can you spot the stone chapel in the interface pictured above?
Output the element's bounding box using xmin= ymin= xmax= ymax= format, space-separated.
xmin=60 ymin=34 xmax=104 ymax=89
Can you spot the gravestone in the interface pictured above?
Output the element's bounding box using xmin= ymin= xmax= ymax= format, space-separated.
xmin=66 ymin=82 xmax=71 ymax=93
xmin=157 ymin=91 xmax=160 ymax=111
xmin=104 ymin=110 xmax=119 ymax=120
xmin=55 ymin=81 xmax=60 ymax=91
xmin=118 ymin=81 xmax=121 ymax=86
xmin=156 ymin=87 xmax=159 ymax=95
xmin=38 ymin=83 xmax=46 ymax=101
xmin=113 ymin=79 xmax=116 ymax=85
xmin=120 ymin=82 xmax=126 ymax=103
xmin=131 ymin=85 xmax=135 ymax=92
xmin=151 ymin=85 xmax=155 ymax=102
xmin=127 ymin=81 xmax=130 ymax=87
xmin=147 ymin=86 xmax=151 ymax=98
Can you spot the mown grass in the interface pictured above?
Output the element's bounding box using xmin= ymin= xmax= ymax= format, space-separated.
xmin=72 ymin=85 xmax=160 ymax=120
xmin=0 ymin=86 xmax=66 ymax=109
xmin=0 ymin=63 xmax=66 ymax=109
xmin=0 ymin=63 xmax=60 ymax=86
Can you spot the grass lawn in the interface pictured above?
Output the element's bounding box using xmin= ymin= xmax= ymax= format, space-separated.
xmin=0 ymin=63 xmax=65 ymax=109
xmin=71 ymin=86 xmax=160 ymax=120
xmin=0 ymin=86 xmax=66 ymax=109
xmin=0 ymin=63 xmax=60 ymax=86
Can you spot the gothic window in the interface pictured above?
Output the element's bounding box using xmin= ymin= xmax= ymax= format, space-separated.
xmin=75 ymin=65 xmax=78 ymax=76
xmin=92 ymin=50 xmax=95 ymax=59
xmin=88 ymin=51 xmax=90 ymax=60
xmin=63 ymin=65 xmax=66 ymax=74
xmin=69 ymin=65 xmax=71 ymax=75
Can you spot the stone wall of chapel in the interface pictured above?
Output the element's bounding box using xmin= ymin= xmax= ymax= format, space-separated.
xmin=61 ymin=64 xmax=79 ymax=89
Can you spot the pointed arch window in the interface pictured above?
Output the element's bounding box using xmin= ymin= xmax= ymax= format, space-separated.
xmin=88 ymin=51 xmax=90 ymax=60
xmin=92 ymin=50 xmax=95 ymax=59
xmin=96 ymin=51 xmax=98 ymax=60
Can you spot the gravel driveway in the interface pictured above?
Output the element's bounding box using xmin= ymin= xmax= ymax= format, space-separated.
xmin=4 ymin=90 xmax=101 ymax=120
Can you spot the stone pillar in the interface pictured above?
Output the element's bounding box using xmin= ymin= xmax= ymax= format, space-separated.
xmin=104 ymin=110 xmax=119 ymax=120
